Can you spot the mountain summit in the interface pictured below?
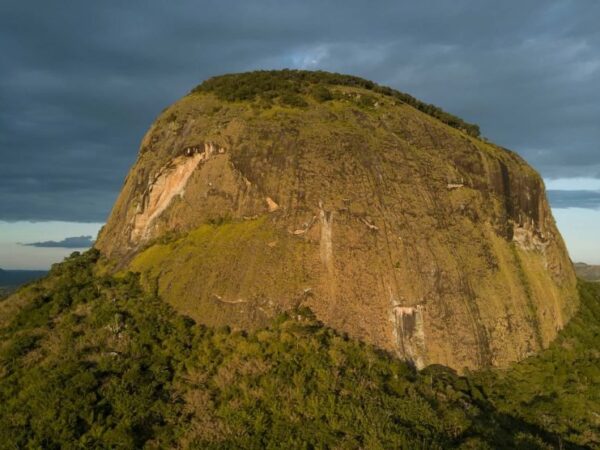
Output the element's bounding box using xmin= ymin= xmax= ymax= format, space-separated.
xmin=96 ymin=70 xmax=577 ymax=371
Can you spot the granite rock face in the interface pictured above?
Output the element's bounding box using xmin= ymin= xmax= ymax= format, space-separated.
xmin=96 ymin=71 xmax=577 ymax=371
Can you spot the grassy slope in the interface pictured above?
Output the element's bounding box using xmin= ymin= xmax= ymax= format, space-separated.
xmin=129 ymin=218 xmax=310 ymax=330
xmin=0 ymin=250 xmax=597 ymax=449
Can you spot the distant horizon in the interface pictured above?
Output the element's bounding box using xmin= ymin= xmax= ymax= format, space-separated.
xmin=0 ymin=221 xmax=103 ymax=270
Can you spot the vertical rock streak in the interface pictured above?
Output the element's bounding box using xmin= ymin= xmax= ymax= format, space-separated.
xmin=319 ymin=202 xmax=334 ymax=274
xmin=393 ymin=305 xmax=426 ymax=369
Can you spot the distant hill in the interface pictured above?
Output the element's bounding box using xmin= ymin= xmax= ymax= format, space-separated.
xmin=0 ymin=269 xmax=47 ymax=295
xmin=574 ymin=262 xmax=600 ymax=282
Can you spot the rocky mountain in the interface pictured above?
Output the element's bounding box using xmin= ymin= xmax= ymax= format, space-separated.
xmin=96 ymin=70 xmax=578 ymax=371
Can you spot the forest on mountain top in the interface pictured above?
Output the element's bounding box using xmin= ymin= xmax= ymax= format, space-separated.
xmin=193 ymin=70 xmax=481 ymax=137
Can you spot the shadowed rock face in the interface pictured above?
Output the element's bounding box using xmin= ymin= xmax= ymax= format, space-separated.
xmin=96 ymin=71 xmax=578 ymax=371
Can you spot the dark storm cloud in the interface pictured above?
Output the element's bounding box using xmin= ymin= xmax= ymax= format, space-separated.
xmin=547 ymin=190 xmax=600 ymax=210
xmin=1 ymin=0 xmax=599 ymax=221
xmin=21 ymin=235 xmax=94 ymax=249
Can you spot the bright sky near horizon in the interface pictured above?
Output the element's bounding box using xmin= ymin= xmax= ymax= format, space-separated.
xmin=0 ymin=221 xmax=103 ymax=270
xmin=1 ymin=1 xmax=599 ymax=269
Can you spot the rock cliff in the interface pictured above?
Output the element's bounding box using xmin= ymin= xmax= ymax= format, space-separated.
xmin=96 ymin=70 xmax=578 ymax=371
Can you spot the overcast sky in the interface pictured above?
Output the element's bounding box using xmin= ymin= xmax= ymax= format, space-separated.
xmin=1 ymin=0 xmax=599 ymax=268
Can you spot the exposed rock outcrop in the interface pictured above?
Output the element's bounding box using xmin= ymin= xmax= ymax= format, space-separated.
xmin=96 ymin=71 xmax=578 ymax=371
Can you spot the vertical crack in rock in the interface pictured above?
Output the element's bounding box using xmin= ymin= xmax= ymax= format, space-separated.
xmin=319 ymin=201 xmax=334 ymax=274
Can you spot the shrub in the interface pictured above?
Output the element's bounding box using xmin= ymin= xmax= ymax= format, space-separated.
xmin=279 ymin=92 xmax=308 ymax=107
xmin=311 ymin=85 xmax=333 ymax=102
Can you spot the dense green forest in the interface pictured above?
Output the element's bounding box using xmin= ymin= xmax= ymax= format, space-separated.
xmin=0 ymin=250 xmax=598 ymax=448
xmin=192 ymin=70 xmax=481 ymax=137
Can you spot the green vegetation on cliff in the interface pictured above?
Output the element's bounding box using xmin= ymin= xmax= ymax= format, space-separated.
xmin=129 ymin=217 xmax=310 ymax=330
xmin=192 ymin=69 xmax=481 ymax=137
xmin=0 ymin=251 xmax=598 ymax=448
xmin=476 ymin=280 xmax=600 ymax=446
